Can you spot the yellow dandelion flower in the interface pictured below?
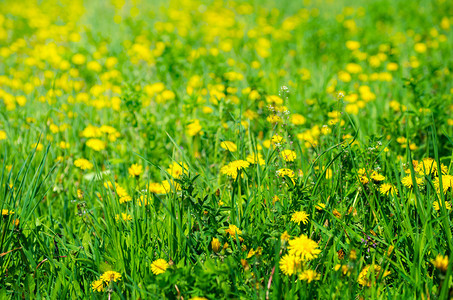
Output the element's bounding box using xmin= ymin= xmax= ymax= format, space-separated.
xmin=288 ymin=234 xmax=321 ymax=261
xmin=211 ymin=238 xmax=221 ymax=253
xmin=74 ymin=158 xmax=93 ymax=170
xmin=291 ymin=114 xmax=306 ymax=125
xmin=128 ymin=163 xmax=143 ymax=177
xmin=151 ymin=259 xmax=169 ymax=275
xmin=357 ymin=265 xmax=390 ymax=287
xmin=246 ymin=153 xmax=265 ymax=165
xmin=291 ymin=210 xmax=309 ymax=225
xmin=186 ymin=119 xmax=202 ymax=136
xmin=2 ymin=209 xmax=14 ymax=216
xmin=315 ymin=203 xmax=326 ymax=211
xmin=276 ymin=168 xmax=295 ymax=178
xmin=370 ymin=171 xmax=385 ymax=181
xmin=299 ymin=269 xmax=321 ymax=283
xmin=220 ymin=141 xmax=238 ymax=152
xmin=401 ymin=175 xmax=424 ymax=188
xmin=115 ymin=213 xmax=132 ymax=222
xmin=281 ymin=231 xmax=290 ymax=242
xmin=100 ymin=271 xmax=122 ymax=283
xmin=433 ymin=201 xmax=452 ymax=211
xmin=166 ymin=162 xmax=188 ymax=179
xmin=279 ymin=254 xmax=300 ymax=275
xmin=86 ymin=139 xmax=106 ymax=151
xmin=91 ymin=279 xmax=105 ymax=292
xmin=280 ymin=150 xmax=297 ymax=162
xmin=137 ymin=195 xmax=149 ymax=207
xmin=433 ymin=175 xmax=453 ymax=193
xmin=379 ymin=183 xmax=398 ymax=196
xmin=225 ymin=224 xmax=242 ymax=236
xmin=431 ymin=254 xmax=448 ymax=272
xmin=0 ymin=130 xmax=7 ymax=140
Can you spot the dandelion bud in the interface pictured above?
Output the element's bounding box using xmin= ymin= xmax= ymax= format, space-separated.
xmin=211 ymin=238 xmax=221 ymax=253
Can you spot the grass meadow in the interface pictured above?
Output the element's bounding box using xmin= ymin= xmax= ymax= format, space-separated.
xmin=1 ymin=0 xmax=453 ymax=298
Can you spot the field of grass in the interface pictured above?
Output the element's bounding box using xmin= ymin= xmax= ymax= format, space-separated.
xmin=1 ymin=0 xmax=453 ymax=298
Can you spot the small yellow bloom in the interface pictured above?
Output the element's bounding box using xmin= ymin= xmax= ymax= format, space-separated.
xmin=315 ymin=203 xmax=326 ymax=211
xmin=280 ymin=150 xmax=297 ymax=162
xmin=2 ymin=209 xmax=14 ymax=216
xmin=220 ymin=141 xmax=238 ymax=152
xmin=128 ymin=163 xmax=143 ymax=177
xmin=299 ymin=269 xmax=320 ymax=283
xmin=91 ymin=279 xmax=105 ymax=292
xmin=211 ymin=238 xmax=221 ymax=253
xmin=74 ymin=158 xmax=93 ymax=170
xmin=151 ymin=259 xmax=169 ymax=275
xmin=225 ymin=224 xmax=242 ymax=236
xmin=115 ymin=213 xmax=132 ymax=222
xmin=432 ymin=254 xmax=448 ymax=272
xmin=100 ymin=271 xmax=122 ymax=283
xmin=433 ymin=201 xmax=452 ymax=211
xmin=0 ymin=130 xmax=7 ymax=140
xmin=291 ymin=210 xmax=309 ymax=225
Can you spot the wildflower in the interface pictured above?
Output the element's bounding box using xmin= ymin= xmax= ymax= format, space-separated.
xmin=271 ymin=134 xmax=284 ymax=145
xmin=0 ymin=130 xmax=7 ymax=140
xmin=370 ymin=171 xmax=385 ymax=181
xmin=267 ymin=115 xmax=282 ymax=123
xmin=276 ymin=168 xmax=295 ymax=178
xmin=299 ymin=269 xmax=321 ymax=283
xmin=357 ymin=265 xmax=390 ymax=287
xmin=186 ymin=119 xmax=202 ymax=136
xmin=291 ymin=210 xmax=309 ymax=225
xmin=349 ymin=250 xmax=357 ymax=260
xmin=291 ymin=114 xmax=306 ymax=125
xmin=246 ymin=153 xmax=265 ymax=165
xmin=379 ymin=183 xmax=398 ymax=196
xmin=433 ymin=201 xmax=452 ymax=211
xmin=166 ymin=162 xmax=188 ymax=178
xmin=59 ymin=141 xmax=70 ymax=149
xmin=279 ymin=254 xmax=300 ymax=275
xmin=281 ymin=231 xmax=290 ymax=242
xmin=414 ymin=43 xmax=427 ymax=53
xmin=91 ymin=280 xmax=105 ymax=292
xmin=128 ymin=163 xmax=143 ymax=177
xmin=220 ymin=160 xmax=250 ymax=179
xmin=220 ymin=141 xmax=238 ymax=152
xmin=346 ymin=40 xmax=360 ymax=50
xmin=115 ymin=213 xmax=132 ymax=222
xmin=401 ymin=175 xmax=424 ymax=188
xmin=325 ymin=169 xmax=333 ymax=179
xmin=433 ymin=175 xmax=453 ymax=193
xmin=315 ymin=203 xmax=326 ymax=211
xmin=31 ymin=142 xmax=44 ymax=151
xmin=333 ymin=209 xmax=342 ymax=218
xmin=431 ymin=254 xmax=448 ymax=272
xmin=100 ymin=271 xmax=122 ymax=283
xmin=281 ymin=150 xmax=297 ymax=162
xmin=2 ymin=209 xmax=14 ymax=216
xmin=416 ymin=158 xmax=447 ymax=176
xmin=74 ymin=158 xmax=93 ymax=170
xmin=137 ymin=195 xmax=149 ymax=206
xmin=211 ymin=238 xmax=221 ymax=253
xmin=226 ymin=224 xmax=242 ymax=237
xmin=86 ymin=139 xmax=106 ymax=151
xmin=151 ymin=259 xmax=169 ymax=275
xmin=288 ymin=234 xmax=321 ymax=261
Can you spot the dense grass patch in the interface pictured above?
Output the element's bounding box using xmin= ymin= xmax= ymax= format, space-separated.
xmin=0 ymin=0 xmax=453 ymax=298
